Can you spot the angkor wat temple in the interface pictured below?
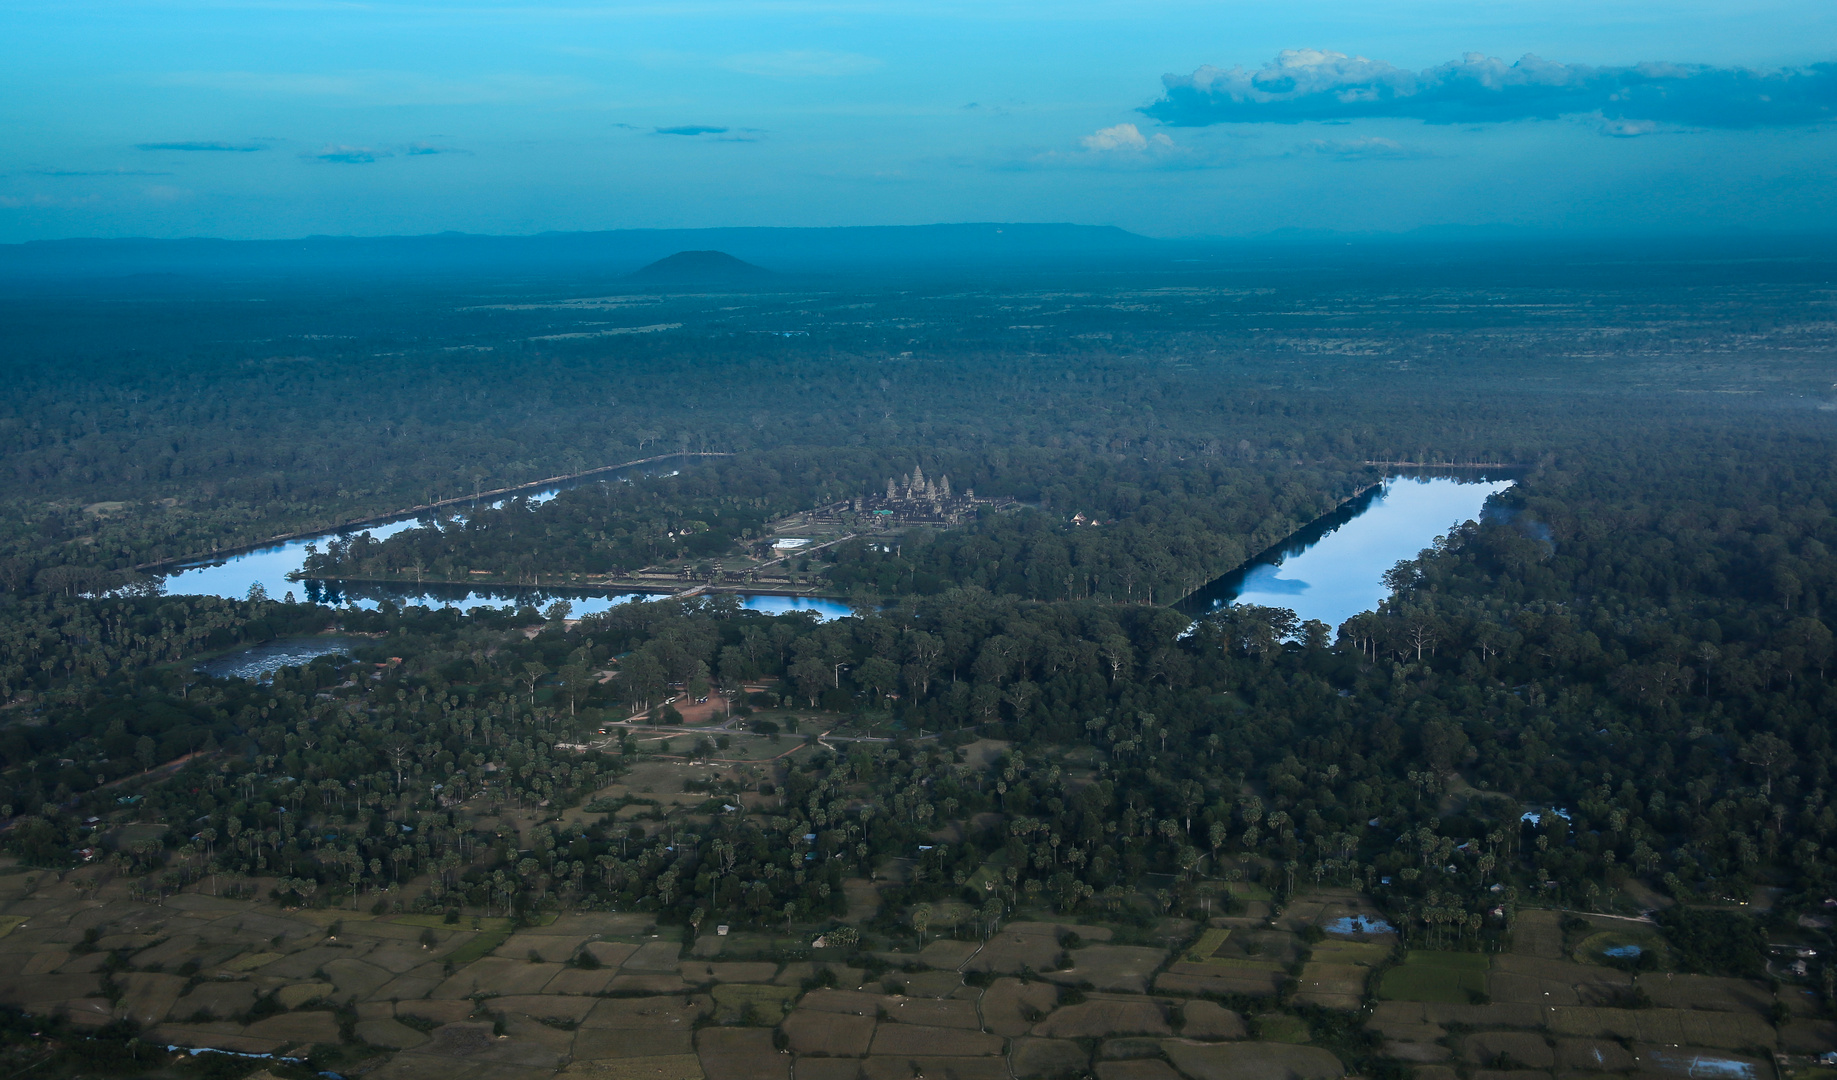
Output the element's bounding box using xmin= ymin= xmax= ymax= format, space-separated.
xmin=850 ymin=465 xmax=981 ymax=525
xmin=789 ymin=465 xmax=993 ymax=528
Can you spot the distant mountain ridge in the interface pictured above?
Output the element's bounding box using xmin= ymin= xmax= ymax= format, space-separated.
xmin=0 ymin=223 xmax=1160 ymax=281
xmin=6 ymin=224 xmax=1833 ymax=290
xmin=630 ymin=250 xmax=771 ymax=283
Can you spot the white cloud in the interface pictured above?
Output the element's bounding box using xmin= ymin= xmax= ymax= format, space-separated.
xmin=1595 ymin=116 xmax=1662 ymax=137
xmin=1080 ymin=123 xmax=1173 ymax=153
xmin=1013 ymin=122 xmax=1205 ymax=171
xmin=1151 ymin=49 xmax=1837 ymax=131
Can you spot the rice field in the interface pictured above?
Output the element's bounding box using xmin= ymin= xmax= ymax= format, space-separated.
xmin=1376 ymin=951 xmax=1489 ymax=1004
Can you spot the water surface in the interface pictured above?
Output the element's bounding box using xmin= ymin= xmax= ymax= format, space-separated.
xmin=161 ymin=468 xmax=1499 ymax=630
xmin=1181 ymin=475 xmax=1514 ymax=628
xmin=196 ymin=636 xmax=356 ymax=681
xmin=1324 ymin=915 xmax=1395 ymax=935
xmin=159 ymin=457 xmax=851 ymax=621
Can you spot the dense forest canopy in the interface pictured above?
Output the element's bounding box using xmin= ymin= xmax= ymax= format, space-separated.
xmin=1 ymin=240 xmax=1832 ymax=598
xmin=0 ymin=239 xmax=1832 ymax=1080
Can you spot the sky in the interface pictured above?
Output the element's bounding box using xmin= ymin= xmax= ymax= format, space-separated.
xmin=1 ymin=0 xmax=1834 ymax=241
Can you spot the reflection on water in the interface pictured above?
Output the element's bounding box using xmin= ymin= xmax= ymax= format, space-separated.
xmin=158 ymin=457 xmax=851 ymax=621
xmin=301 ymin=579 xmax=853 ymax=620
xmin=1324 ymin=915 xmax=1396 ymax=935
xmin=733 ymin=595 xmax=855 ymax=617
xmin=165 ymin=466 xmax=1504 ymax=631
xmin=197 ymin=636 xmax=355 ymax=681
xmin=1639 ymin=1051 xmax=1756 ymax=1080
xmin=1180 ymin=475 xmax=1515 ymax=629
xmin=162 ymin=515 xmax=424 ymax=605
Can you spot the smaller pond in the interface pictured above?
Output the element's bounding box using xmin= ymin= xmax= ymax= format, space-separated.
xmin=1520 ymin=808 xmax=1572 ymax=826
xmin=1325 ymin=915 xmax=1396 ymax=935
xmin=1601 ymin=945 xmax=1643 ymax=958
xmin=1639 ymin=1051 xmax=1758 ymax=1080
xmin=196 ymin=636 xmax=356 ymax=681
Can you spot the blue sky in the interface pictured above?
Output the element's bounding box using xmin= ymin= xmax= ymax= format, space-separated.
xmin=1 ymin=0 xmax=1833 ymax=240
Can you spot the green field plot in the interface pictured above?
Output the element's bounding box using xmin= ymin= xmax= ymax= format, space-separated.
xmin=1306 ymin=940 xmax=1392 ymax=966
xmin=711 ymin=983 xmax=800 ymax=1023
xmin=690 ymin=928 xmax=801 ymax=958
xmin=1162 ymin=1039 xmax=1345 ymax=1080
xmin=1511 ymin=910 xmax=1565 ymax=959
xmin=444 ymin=929 xmax=514 ymax=966
xmin=1184 ymin=956 xmax=1286 ymax=971
xmin=1253 ymin=1013 xmax=1313 ymax=1043
xmin=1377 ymin=951 xmax=1490 ymax=1004
xmin=393 ymin=914 xmax=516 ymax=933
xmin=1186 ymin=929 xmax=1231 ymax=963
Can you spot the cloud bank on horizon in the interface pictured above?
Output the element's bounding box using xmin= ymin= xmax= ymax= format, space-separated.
xmin=1147 ymin=50 xmax=1837 ymax=132
xmin=3 ymin=0 xmax=1835 ymax=240
xmin=135 ymin=141 xmax=266 ymax=153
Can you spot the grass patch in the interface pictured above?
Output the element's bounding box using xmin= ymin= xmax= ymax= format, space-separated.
xmin=1306 ymin=940 xmax=1392 ymax=966
xmin=1376 ymin=950 xmax=1489 ymax=1003
xmin=963 ymin=854 xmax=1010 ymax=895
xmin=561 ymin=1054 xmax=705 ymax=1080
xmin=1186 ymin=929 xmax=1232 ymax=963
xmin=693 ymin=930 xmax=802 ymax=957
xmin=1252 ymin=1013 xmax=1312 ymax=1043
xmin=710 ymin=983 xmax=799 ymax=1023
xmin=445 ymin=930 xmax=513 ymax=966
xmin=1194 ymin=956 xmax=1288 ymax=971
xmin=393 ymin=914 xmax=515 ymax=932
